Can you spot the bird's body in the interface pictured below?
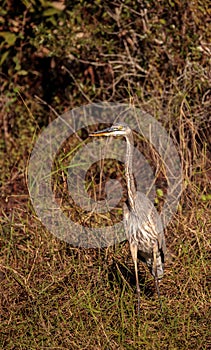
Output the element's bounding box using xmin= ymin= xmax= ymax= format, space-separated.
xmin=124 ymin=191 xmax=165 ymax=279
xmin=90 ymin=122 xmax=166 ymax=314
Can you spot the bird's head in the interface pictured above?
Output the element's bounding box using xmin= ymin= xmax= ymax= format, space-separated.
xmin=89 ymin=122 xmax=132 ymax=138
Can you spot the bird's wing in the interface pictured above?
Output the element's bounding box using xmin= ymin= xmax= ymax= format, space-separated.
xmin=135 ymin=192 xmax=166 ymax=250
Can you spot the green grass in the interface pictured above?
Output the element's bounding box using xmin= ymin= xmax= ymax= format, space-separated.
xmin=0 ymin=195 xmax=210 ymax=349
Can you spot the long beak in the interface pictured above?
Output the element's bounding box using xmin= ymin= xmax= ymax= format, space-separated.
xmin=89 ymin=127 xmax=112 ymax=137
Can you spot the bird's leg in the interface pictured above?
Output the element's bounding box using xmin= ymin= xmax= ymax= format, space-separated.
xmin=153 ymin=244 xmax=163 ymax=313
xmin=130 ymin=243 xmax=140 ymax=316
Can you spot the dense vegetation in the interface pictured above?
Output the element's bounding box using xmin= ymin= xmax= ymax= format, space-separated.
xmin=0 ymin=1 xmax=210 ymax=349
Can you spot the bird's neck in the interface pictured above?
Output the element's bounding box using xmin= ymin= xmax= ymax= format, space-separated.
xmin=125 ymin=134 xmax=136 ymax=209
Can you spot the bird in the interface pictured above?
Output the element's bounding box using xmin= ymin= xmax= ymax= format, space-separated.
xmin=89 ymin=122 xmax=166 ymax=315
